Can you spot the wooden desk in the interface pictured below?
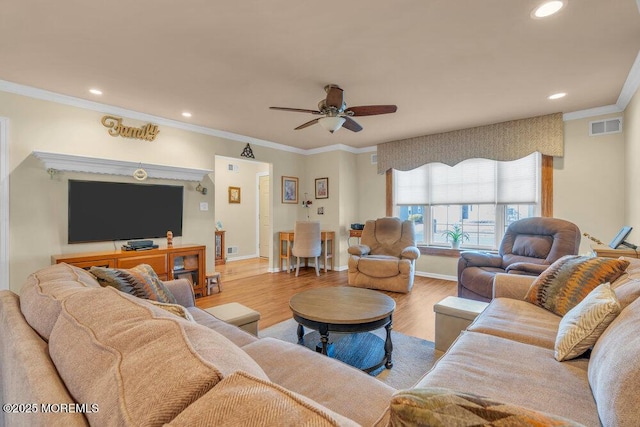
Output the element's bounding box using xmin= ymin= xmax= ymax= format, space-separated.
xmin=591 ymin=244 xmax=640 ymax=259
xmin=280 ymin=230 xmax=335 ymax=273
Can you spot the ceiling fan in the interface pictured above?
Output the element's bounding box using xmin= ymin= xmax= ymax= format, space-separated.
xmin=269 ymin=84 xmax=397 ymax=133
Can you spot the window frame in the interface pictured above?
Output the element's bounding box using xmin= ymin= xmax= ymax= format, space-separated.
xmin=386 ymin=155 xmax=554 ymax=257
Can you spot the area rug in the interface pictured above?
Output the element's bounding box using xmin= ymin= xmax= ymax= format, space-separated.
xmin=259 ymin=318 xmax=443 ymax=389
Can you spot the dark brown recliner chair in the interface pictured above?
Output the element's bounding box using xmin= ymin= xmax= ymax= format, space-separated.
xmin=457 ymin=217 xmax=581 ymax=302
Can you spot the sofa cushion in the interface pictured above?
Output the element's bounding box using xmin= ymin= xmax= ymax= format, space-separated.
xmin=612 ymin=278 xmax=640 ymax=310
xmin=166 ymin=371 xmax=359 ymax=427
xmin=242 ymin=337 xmax=394 ymax=427
xmin=589 ymin=295 xmax=640 ymax=426
xmin=358 ymin=255 xmax=402 ymax=278
xmin=554 ymin=283 xmax=620 ymax=361
xmin=0 ymin=291 xmax=88 ymax=427
xmin=416 ymin=331 xmax=599 ymax=426
xmin=148 ymin=300 xmax=195 ymax=321
xmin=20 ymin=262 xmax=100 ymax=340
xmin=49 ymin=287 xmax=268 ymax=426
xmin=467 ymin=298 xmax=561 ymax=349
xmin=90 ymin=264 xmax=177 ymax=303
xmin=525 ymin=255 xmax=629 ymax=316
xmin=388 ymin=387 xmax=584 ymax=427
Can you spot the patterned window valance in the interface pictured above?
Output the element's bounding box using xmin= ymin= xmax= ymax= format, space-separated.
xmin=376 ymin=113 xmax=563 ymax=173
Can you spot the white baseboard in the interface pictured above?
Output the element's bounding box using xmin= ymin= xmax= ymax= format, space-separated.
xmin=415 ymin=271 xmax=457 ymax=282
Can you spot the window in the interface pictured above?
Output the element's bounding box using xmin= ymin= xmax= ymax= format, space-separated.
xmin=395 ymin=153 xmax=540 ymax=249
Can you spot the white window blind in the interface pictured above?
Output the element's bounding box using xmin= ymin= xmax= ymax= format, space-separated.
xmin=395 ymin=153 xmax=539 ymax=205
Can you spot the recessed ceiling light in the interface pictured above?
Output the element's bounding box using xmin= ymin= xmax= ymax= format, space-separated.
xmin=182 ymin=112 xmax=192 ymax=118
xmin=548 ymin=92 xmax=567 ymax=100
xmin=532 ymin=1 xmax=566 ymax=19
xmin=89 ymin=88 xmax=102 ymax=95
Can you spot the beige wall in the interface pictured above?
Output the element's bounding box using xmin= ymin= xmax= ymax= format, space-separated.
xmin=555 ymin=113 xmax=626 ymax=255
xmin=214 ymin=156 xmax=269 ymax=261
xmin=2 ymin=88 xmax=635 ymax=290
xmin=1 ymin=91 xmax=308 ymax=291
xmin=625 ymin=86 xmax=640 ymax=236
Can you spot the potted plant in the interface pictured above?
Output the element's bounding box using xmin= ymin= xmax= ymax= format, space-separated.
xmin=442 ymin=224 xmax=469 ymax=249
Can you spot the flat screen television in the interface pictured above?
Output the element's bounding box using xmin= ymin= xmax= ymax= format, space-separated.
xmin=68 ymin=180 xmax=183 ymax=243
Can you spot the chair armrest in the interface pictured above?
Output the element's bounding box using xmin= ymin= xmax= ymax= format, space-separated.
xmin=459 ymin=251 xmax=502 ymax=268
xmin=348 ymin=244 xmax=371 ymax=256
xmin=162 ymin=279 xmax=195 ymax=307
xmin=401 ymin=246 xmax=420 ymax=260
xmin=505 ymin=262 xmax=548 ymax=276
xmin=492 ymin=273 xmax=536 ymax=300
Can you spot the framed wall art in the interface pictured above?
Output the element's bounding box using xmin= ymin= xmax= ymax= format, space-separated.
xmin=282 ymin=176 xmax=298 ymax=204
xmin=315 ymin=177 xmax=328 ymax=199
xmin=228 ymin=186 xmax=241 ymax=204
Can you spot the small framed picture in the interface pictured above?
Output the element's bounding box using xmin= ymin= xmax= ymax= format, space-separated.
xmin=228 ymin=186 xmax=241 ymax=204
xmin=282 ymin=176 xmax=298 ymax=204
xmin=315 ymin=177 xmax=329 ymax=199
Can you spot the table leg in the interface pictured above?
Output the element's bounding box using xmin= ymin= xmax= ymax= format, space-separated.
xmin=319 ymin=323 xmax=329 ymax=355
xmin=297 ymin=323 xmax=304 ymax=344
xmin=384 ymin=317 xmax=394 ymax=369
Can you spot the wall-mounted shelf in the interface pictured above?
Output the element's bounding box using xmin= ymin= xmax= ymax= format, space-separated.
xmin=32 ymin=151 xmax=212 ymax=182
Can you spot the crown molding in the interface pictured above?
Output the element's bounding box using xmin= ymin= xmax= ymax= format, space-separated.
xmin=562 ymin=105 xmax=622 ymax=122
xmin=0 ymin=80 xmax=379 ymax=156
xmin=32 ymin=151 xmax=212 ymax=182
xmin=617 ymin=49 xmax=640 ymax=110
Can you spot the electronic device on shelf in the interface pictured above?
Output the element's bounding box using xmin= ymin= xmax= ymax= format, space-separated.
xmin=609 ymin=226 xmax=637 ymax=250
xmin=122 ymin=240 xmax=158 ymax=251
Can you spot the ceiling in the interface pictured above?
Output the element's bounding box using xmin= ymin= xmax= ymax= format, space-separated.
xmin=1 ymin=1 xmax=639 ymax=151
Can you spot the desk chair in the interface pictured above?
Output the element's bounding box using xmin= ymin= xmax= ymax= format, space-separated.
xmin=292 ymin=221 xmax=322 ymax=276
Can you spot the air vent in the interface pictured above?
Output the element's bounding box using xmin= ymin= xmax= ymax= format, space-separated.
xmin=371 ymin=153 xmax=378 ymax=165
xmin=227 ymin=246 xmax=238 ymax=254
xmin=589 ymin=118 xmax=622 ymax=136
xmin=227 ymin=164 xmax=239 ymax=172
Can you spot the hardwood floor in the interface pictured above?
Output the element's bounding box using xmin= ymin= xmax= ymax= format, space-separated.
xmin=196 ymin=258 xmax=457 ymax=342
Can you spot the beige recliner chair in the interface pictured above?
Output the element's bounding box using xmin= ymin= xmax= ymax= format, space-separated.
xmin=348 ymin=217 xmax=420 ymax=293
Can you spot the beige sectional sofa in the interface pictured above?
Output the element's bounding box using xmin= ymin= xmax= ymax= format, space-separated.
xmin=417 ymin=258 xmax=640 ymax=427
xmin=1 ymin=259 xmax=639 ymax=426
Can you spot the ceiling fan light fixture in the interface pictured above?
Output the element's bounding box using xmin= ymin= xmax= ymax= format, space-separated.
xmin=318 ymin=116 xmax=346 ymax=133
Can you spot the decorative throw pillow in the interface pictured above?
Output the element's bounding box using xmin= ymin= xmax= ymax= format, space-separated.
xmin=388 ymin=387 xmax=583 ymax=427
xmin=554 ymin=283 xmax=621 ymax=361
xmin=90 ymin=264 xmax=177 ymax=304
xmin=147 ymin=300 xmax=195 ymax=321
xmin=525 ymin=255 xmax=629 ymax=316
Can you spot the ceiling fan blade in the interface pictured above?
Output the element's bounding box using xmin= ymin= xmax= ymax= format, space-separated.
xmin=295 ymin=118 xmax=320 ymax=130
xmin=325 ymin=85 xmax=344 ymax=109
xmin=342 ymin=117 xmax=363 ymax=132
xmin=347 ymin=105 xmax=398 ymax=116
xmin=270 ymin=107 xmax=322 ymax=114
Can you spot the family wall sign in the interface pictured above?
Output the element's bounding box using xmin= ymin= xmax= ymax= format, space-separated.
xmin=101 ymin=115 xmax=160 ymax=141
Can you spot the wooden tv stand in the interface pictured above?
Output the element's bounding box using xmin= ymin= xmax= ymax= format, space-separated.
xmin=52 ymin=244 xmax=207 ymax=297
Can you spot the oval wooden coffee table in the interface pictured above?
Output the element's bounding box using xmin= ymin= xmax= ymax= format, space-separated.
xmin=289 ymin=286 xmax=396 ymax=372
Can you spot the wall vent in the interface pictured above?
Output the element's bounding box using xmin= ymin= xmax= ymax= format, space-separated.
xmin=589 ymin=117 xmax=622 ymax=136
xmin=227 ymin=246 xmax=238 ymax=254
xmin=227 ymin=163 xmax=239 ymax=172
xmin=371 ymin=153 xmax=378 ymax=165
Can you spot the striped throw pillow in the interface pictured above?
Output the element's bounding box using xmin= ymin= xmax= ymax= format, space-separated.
xmin=554 ymin=283 xmax=621 ymax=361
xmin=90 ymin=264 xmax=177 ymax=304
xmin=525 ymin=255 xmax=629 ymax=316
